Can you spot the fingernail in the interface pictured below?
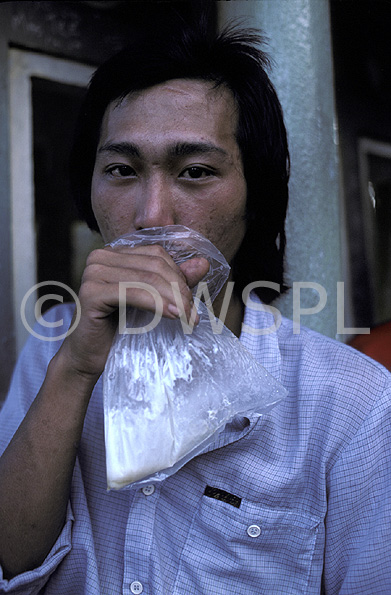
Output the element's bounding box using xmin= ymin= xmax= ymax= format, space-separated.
xmin=167 ymin=303 xmax=180 ymax=318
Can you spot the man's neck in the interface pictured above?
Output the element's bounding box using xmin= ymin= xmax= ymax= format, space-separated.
xmin=213 ymin=287 xmax=244 ymax=338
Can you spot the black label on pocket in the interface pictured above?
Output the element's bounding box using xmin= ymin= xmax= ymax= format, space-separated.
xmin=204 ymin=485 xmax=242 ymax=508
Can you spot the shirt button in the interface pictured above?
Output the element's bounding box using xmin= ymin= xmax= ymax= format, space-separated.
xmin=142 ymin=484 xmax=155 ymax=496
xmin=247 ymin=524 xmax=261 ymax=538
xmin=130 ymin=580 xmax=143 ymax=594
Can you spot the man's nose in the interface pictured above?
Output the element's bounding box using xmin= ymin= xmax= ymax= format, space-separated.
xmin=133 ymin=176 xmax=175 ymax=230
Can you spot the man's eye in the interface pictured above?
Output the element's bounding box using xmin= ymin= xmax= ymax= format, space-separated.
xmin=181 ymin=166 xmax=214 ymax=179
xmin=107 ymin=165 xmax=135 ymax=177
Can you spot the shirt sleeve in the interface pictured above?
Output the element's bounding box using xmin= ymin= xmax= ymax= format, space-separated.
xmin=323 ymin=381 xmax=391 ymax=594
xmin=0 ymin=304 xmax=74 ymax=455
xmin=0 ymin=504 xmax=74 ymax=594
xmin=0 ymin=306 xmax=75 ymax=593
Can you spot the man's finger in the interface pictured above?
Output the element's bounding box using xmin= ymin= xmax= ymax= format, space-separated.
xmin=179 ymin=257 xmax=210 ymax=288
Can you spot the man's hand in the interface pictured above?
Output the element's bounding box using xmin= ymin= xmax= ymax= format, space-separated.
xmin=57 ymin=244 xmax=210 ymax=381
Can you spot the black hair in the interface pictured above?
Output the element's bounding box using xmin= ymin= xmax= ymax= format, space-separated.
xmin=69 ymin=21 xmax=290 ymax=303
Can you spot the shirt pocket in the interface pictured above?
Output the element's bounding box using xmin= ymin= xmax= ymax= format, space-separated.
xmin=173 ymin=494 xmax=321 ymax=595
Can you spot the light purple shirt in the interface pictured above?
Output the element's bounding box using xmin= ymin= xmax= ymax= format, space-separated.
xmin=1 ymin=295 xmax=391 ymax=594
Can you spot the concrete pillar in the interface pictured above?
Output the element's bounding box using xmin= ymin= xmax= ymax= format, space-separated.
xmin=218 ymin=0 xmax=343 ymax=338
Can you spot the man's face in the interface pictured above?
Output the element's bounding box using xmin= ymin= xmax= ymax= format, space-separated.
xmin=91 ymin=79 xmax=247 ymax=264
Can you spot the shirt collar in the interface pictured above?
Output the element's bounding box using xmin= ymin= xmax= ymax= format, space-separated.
xmin=239 ymin=291 xmax=282 ymax=382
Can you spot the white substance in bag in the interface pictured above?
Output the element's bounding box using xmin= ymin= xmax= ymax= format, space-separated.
xmin=103 ymin=226 xmax=287 ymax=490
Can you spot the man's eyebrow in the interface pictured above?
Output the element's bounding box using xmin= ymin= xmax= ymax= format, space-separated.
xmin=169 ymin=142 xmax=228 ymax=158
xmin=97 ymin=141 xmax=228 ymax=159
xmin=97 ymin=142 xmax=141 ymax=157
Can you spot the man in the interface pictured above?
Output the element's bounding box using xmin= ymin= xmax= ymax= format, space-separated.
xmin=1 ymin=22 xmax=390 ymax=595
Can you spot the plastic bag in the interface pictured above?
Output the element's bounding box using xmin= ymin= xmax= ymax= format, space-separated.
xmin=103 ymin=225 xmax=287 ymax=490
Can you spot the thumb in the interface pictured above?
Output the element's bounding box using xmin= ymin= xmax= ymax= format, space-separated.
xmin=179 ymin=257 xmax=210 ymax=288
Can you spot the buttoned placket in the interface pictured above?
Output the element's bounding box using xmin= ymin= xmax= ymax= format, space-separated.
xmin=123 ymin=483 xmax=159 ymax=595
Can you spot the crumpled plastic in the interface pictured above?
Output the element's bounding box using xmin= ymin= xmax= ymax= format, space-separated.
xmin=103 ymin=225 xmax=287 ymax=489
